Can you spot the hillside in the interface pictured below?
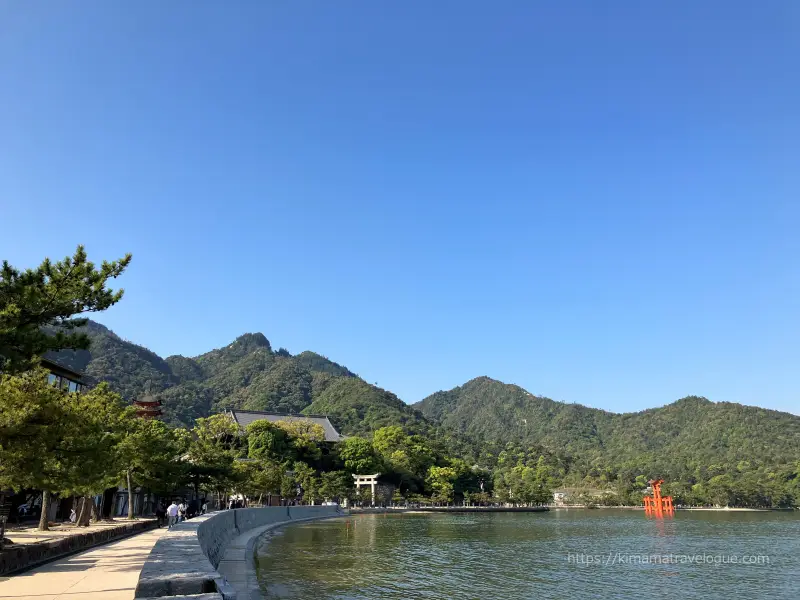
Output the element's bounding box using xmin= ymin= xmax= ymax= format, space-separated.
xmin=45 ymin=321 xmax=177 ymax=398
xmin=416 ymin=377 xmax=611 ymax=456
xmin=304 ymin=377 xmax=428 ymax=436
xmin=414 ymin=377 xmax=800 ymax=479
xmin=49 ymin=323 xmax=800 ymax=489
xmin=49 ymin=321 xmax=421 ymax=433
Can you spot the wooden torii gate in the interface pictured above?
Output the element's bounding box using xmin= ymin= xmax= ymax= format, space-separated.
xmin=643 ymin=479 xmax=674 ymax=517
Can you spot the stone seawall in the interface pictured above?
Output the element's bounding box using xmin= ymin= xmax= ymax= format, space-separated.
xmin=0 ymin=519 xmax=157 ymax=576
xmin=135 ymin=506 xmax=342 ymax=600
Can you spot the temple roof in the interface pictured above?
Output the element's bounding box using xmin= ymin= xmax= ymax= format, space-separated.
xmin=227 ymin=410 xmax=344 ymax=442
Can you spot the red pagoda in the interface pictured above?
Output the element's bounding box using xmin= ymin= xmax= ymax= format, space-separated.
xmin=133 ymin=383 xmax=163 ymax=419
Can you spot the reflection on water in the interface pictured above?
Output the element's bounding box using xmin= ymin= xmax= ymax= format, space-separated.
xmin=254 ymin=510 xmax=800 ymax=599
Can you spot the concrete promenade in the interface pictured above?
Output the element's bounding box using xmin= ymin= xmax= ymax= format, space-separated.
xmin=0 ymin=527 xmax=165 ymax=600
xmin=134 ymin=506 xmax=343 ymax=599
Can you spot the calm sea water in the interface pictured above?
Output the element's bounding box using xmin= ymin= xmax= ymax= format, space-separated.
xmin=254 ymin=510 xmax=800 ymax=599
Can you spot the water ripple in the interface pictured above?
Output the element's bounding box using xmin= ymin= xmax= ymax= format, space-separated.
xmin=254 ymin=511 xmax=800 ymax=599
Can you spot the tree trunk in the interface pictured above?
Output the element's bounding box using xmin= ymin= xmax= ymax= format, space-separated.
xmin=75 ymin=497 xmax=85 ymax=525
xmin=37 ymin=490 xmax=50 ymax=531
xmin=81 ymin=496 xmax=92 ymax=526
xmin=127 ymin=470 xmax=135 ymax=519
xmin=76 ymin=496 xmax=90 ymax=526
xmin=90 ymin=498 xmax=100 ymax=522
xmin=101 ymin=488 xmax=116 ymax=520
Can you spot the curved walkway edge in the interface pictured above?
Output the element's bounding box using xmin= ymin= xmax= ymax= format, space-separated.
xmin=217 ymin=512 xmax=344 ymax=600
xmin=135 ymin=506 xmax=344 ymax=600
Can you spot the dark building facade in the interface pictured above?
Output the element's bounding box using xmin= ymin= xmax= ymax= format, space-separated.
xmin=40 ymin=357 xmax=85 ymax=393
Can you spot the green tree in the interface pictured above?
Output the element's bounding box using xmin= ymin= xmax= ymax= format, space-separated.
xmin=338 ymin=437 xmax=381 ymax=474
xmin=184 ymin=414 xmax=243 ymax=504
xmin=247 ymin=420 xmax=292 ymax=462
xmin=280 ymin=470 xmax=297 ymax=504
xmin=60 ymin=384 xmax=130 ymax=525
xmin=293 ymin=462 xmax=320 ymax=504
xmin=252 ymin=459 xmax=285 ymax=505
xmin=426 ymin=466 xmax=456 ymax=505
xmin=0 ymin=246 xmax=131 ymax=373
xmin=0 ymin=372 xmax=129 ymax=529
xmin=0 ymin=369 xmax=69 ymax=529
xmin=319 ymin=471 xmax=352 ymax=503
xmin=373 ymin=426 xmax=437 ymax=492
xmin=275 ymin=421 xmax=325 ymax=465
xmin=706 ymin=474 xmax=734 ymax=507
xmin=117 ymin=417 xmax=185 ymax=519
xmin=372 ymin=426 xmax=407 ymax=458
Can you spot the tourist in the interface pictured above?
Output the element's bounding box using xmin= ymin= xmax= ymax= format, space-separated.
xmin=155 ymin=502 xmax=166 ymax=528
xmin=201 ymin=498 xmax=208 ymax=514
xmin=177 ymin=501 xmax=187 ymax=522
xmin=69 ymin=508 xmax=77 ymax=523
xmin=166 ymin=501 xmax=179 ymax=529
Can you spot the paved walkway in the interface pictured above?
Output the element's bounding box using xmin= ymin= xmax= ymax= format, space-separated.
xmin=0 ymin=527 xmax=166 ymax=600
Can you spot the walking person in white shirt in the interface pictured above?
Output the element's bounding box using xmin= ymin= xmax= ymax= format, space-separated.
xmin=166 ymin=501 xmax=179 ymax=529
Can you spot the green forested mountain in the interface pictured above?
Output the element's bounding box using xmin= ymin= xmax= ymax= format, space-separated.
xmin=48 ymin=321 xmax=422 ymax=434
xmin=46 ymin=320 xmax=177 ymax=397
xmin=49 ymin=322 xmax=800 ymax=506
xmin=416 ymin=377 xmax=610 ymax=456
xmin=414 ymin=376 xmax=800 ymax=482
xmin=305 ymin=377 xmax=428 ymax=436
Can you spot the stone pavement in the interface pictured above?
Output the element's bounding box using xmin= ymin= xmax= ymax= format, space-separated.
xmin=0 ymin=526 xmax=166 ymax=600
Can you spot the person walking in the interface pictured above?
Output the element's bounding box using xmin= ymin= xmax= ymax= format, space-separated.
xmin=177 ymin=500 xmax=186 ymax=523
xmin=187 ymin=499 xmax=198 ymax=519
xmin=166 ymin=501 xmax=179 ymax=529
xmin=155 ymin=502 xmax=166 ymax=528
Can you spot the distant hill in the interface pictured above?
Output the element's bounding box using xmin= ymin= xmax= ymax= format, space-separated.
xmin=305 ymin=377 xmax=428 ymax=436
xmin=414 ymin=376 xmax=800 ymax=478
xmin=46 ymin=320 xmax=177 ymax=397
xmin=50 ymin=323 xmax=800 ymax=483
xmin=50 ymin=321 xmax=421 ymax=433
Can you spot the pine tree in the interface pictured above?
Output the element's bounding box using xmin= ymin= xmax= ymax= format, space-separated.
xmin=0 ymin=372 xmax=128 ymax=530
xmin=0 ymin=246 xmax=131 ymax=373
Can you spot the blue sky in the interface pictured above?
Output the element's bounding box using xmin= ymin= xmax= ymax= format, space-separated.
xmin=2 ymin=2 xmax=798 ymax=414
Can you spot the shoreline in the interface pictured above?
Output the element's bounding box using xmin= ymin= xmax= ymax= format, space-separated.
xmin=349 ymin=506 xmax=549 ymax=514
xmin=348 ymin=505 xmax=794 ymax=514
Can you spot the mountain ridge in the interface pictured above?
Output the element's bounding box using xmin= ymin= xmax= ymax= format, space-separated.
xmin=417 ymin=375 xmax=786 ymax=418
xmin=414 ymin=376 xmax=800 ymax=476
xmin=48 ymin=321 xmax=800 ymax=484
xmin=49 ymin=320 xmax=424 ymax=433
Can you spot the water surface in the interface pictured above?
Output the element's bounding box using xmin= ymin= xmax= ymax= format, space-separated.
xmin=255 ymin=510 xmax=800 ymax=599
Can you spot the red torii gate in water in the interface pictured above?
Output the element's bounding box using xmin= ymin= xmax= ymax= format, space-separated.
xmin=643 ymin=479 xmax=674 ymax=517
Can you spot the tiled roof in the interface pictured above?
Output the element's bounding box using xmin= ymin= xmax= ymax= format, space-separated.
xmin=228 ymin=410 xmax=343 ymax=442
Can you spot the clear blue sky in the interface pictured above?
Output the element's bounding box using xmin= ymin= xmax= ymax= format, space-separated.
xmin=2 ymin=2 xmax=798 ymax=414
